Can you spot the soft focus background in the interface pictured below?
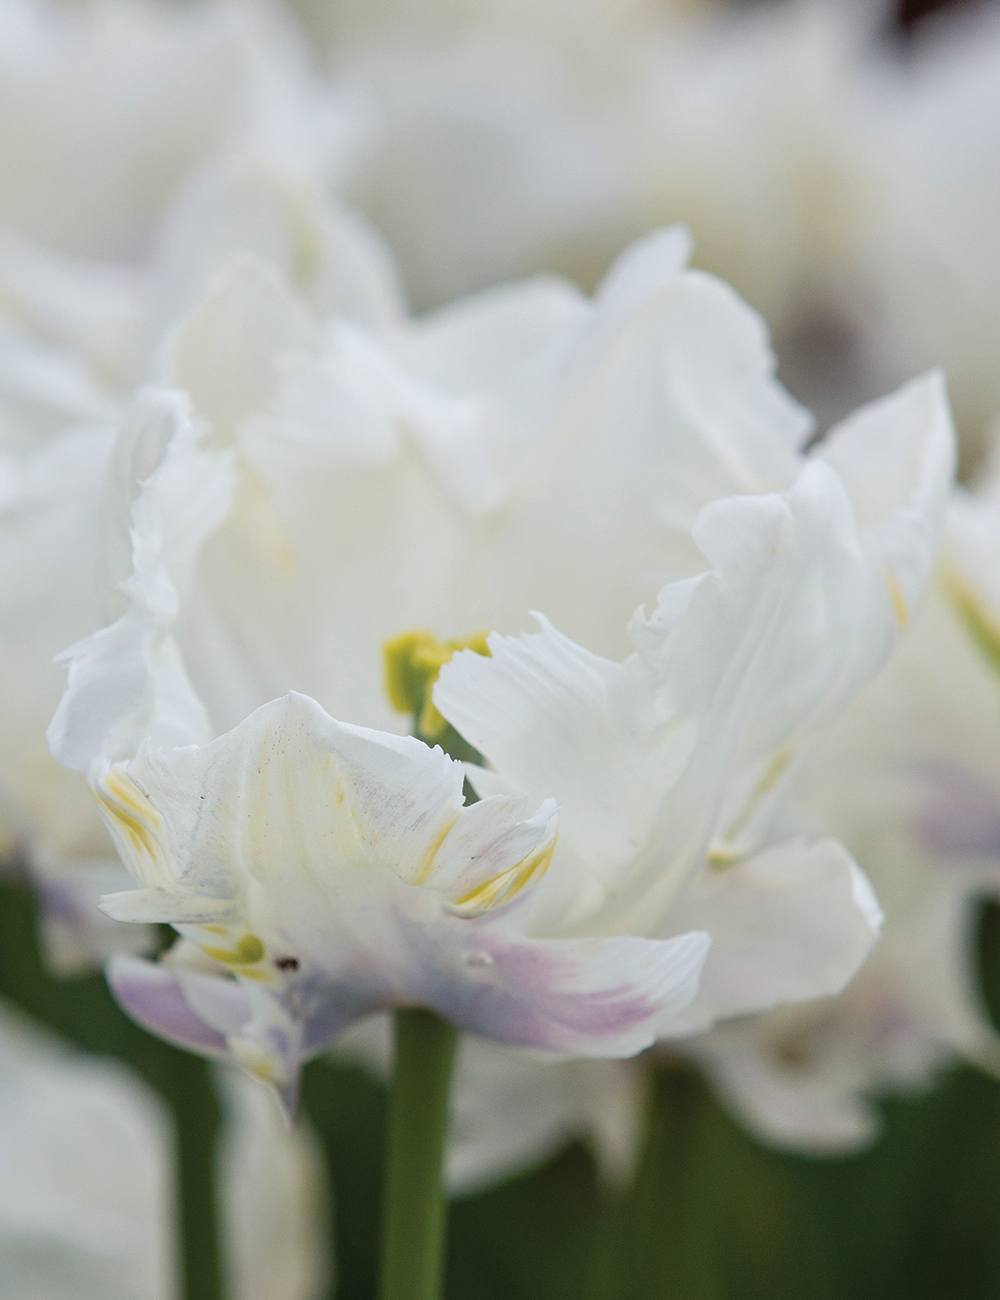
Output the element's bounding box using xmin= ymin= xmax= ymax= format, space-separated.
xmin=6 ymin=877 xmax=1000 ymax=1298
xmin=5 ymin=0 xmax=1000 ymax=1297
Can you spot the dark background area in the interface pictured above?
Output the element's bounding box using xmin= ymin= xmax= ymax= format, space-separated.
xmin=896 ymin=0 xmax=978 ymax=29
xmin=6 ymin=874 xmax=1000 ymax=1300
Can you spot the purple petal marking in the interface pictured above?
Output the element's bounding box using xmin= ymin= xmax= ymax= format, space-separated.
xmin=272 ymin=924 xmax=706 ymax=1061
xmin=911 ymin=761 xmax=1000 ymax=861
xmin=23 ymin=860 xmax=112 ymax=927
xmin=422 ymin=927 xmax=708 ymax=1057
xmin=301 ymin=992 xmax=374 ymax=1056
xmin=36 ymin=878 xmax=87 ymax=927
xmin=107 ymin=955 xmax=230 ymax=1058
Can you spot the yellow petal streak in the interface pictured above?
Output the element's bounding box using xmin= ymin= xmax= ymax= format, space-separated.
xmin=384 ymin=629 xmax=491 ymax=739
xmin=412 ymin=814 xmax=460 ymax=887
xmin=711 ymin=747 xmax=795 ymax=864
xmin=91 ymin=767 xmax=166 ymax=880
xmin=452 ymin=838 xmax=557 ymax=916
xmin=232 ymin=1039 xmax=286 ymax=1087
xmin=943 ymin=567 xmax=1000 ymax=676
xmin=885 ymin=571 xmax=909 ymax=632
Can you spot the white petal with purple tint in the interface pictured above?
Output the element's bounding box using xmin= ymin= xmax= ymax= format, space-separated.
xmin=93 ymin=692 xmax=711 ymax=1103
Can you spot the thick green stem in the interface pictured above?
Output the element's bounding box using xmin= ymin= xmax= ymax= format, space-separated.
xmin=169 ymin=1055 xmax=224 ymax=1300
xmin=379 ymin=1008 xmax=458 ymax=1300
xmin=614 ymin=1065 xmax=723 ymax=1300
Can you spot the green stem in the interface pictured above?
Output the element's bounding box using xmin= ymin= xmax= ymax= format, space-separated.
xmin=168 ymin=1055 xmax=224 ymax=1300
xmin=617 ymin=1065 xmax=723 ymax=1300
xmin=379 ymin=1008 xmax=458 ymax=1300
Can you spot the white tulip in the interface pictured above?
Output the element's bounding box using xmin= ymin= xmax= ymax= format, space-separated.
xmin=0 ymin=161 xmax=407 ymax=976
xmin=49 ymin=358 xmax=950 ymax=1110
xmin=47 ymin=214 xmax=952 ymax=1144
xmin=0 ymin=367 xmax=142 ymax=972
xmin=294 ymin=0 xmax=882 ymax=345
xmin=0 ymin=1001 xmax=174 ymax=1300
xmin=289 ymin=0 xmax=717 ymax=58
xmin=218 ymin=1066 xmax=332 ymax=1300
xmin=0 ymin=0 xmax=359 ymax=387
xmin=608 ymin=0 xmax=885 ymax=339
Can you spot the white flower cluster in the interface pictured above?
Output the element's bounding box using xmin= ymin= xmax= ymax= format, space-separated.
xmin=3 ymin=0 xmax=1000 ymax=1284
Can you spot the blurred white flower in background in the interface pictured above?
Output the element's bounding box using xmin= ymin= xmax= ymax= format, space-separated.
xmin=305 ymin=0 xmax=889 ymax=346
xmin=0 ymin=0 xmax=873 ymax=358
xmin=218 ymin=1065 xmax=332 ymax=1300
xmin=0 ymin=0 xmax=358 ymax=388
xmin=682 ymin=437 xmax=1000 ymax=1152
xmin=607 ymin=1 xmax=884 ymax=331
xmin=0 ymin=0 xmax=938 ymax=431
xmin=861 ymin=2 xmax=1000 ymax=474
xmin=0 ymin=0 xmax=331 ymax=262
xmin=287 ymin=0 xmax=719 ymax=58
xmin=0 ymin=1000 xmax=175 ymax=1300
xmin=0 ymin=998 xmax=330 ymax=1300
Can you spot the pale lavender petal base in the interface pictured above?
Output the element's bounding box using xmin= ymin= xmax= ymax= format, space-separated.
xmin=911 ymin=761 xmax=1000 ymax=862
xmin=107 ymin=955 xmax=231 ymax=1058
xmin=106 ymin=924 xmax=709 ymax=1085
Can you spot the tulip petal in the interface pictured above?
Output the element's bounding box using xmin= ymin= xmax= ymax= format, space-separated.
xmin=411 ymin=924 xmax=711 ymax=1056
xmin=107 ymin=955 xmax=231 ymax=1059
xmin=92 ymin=691 xmax=715 ymax=1065
xmin=816 ymin=370 xmax=956 ymax=632
xmin=47 ymin=391 xmax=234 ymax=770
xmin=663 ymin=839 xmax=883 ymax=1035
xmin=438 ymin=419 xmax=952 ymax=940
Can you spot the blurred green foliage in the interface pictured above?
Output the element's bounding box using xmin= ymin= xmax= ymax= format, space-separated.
xmin=4 ymin=875 xmax=1000 ymax=1300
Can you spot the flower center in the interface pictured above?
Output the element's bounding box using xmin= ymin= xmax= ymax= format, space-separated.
xmin=384 ymin=628 xmax=491 ymax=750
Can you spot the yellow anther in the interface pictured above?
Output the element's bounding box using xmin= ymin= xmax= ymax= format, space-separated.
xmin=202 ymin=933 xmax=266 ymax=966
xmin=416 ymin=698 xmax=450 ymax=744
xmin=384 ymin=629 xmax=491 ymax=739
